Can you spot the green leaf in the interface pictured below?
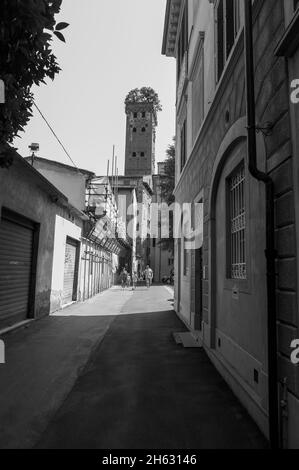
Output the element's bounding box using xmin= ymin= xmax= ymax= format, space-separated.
xmin=54 ymin=31 xmax=66 ymax=42
xmin=55 ymin=22 xmax=69 ymax=31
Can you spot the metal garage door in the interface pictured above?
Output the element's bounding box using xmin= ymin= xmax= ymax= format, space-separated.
xmin=0 ymin=211 xmax=35 ymax=329
xmin=62 ymin=238 xmax=78 ymax=305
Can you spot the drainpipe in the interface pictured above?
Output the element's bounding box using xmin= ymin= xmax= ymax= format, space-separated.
xmin=243 ymin=0 xmax=279 ymax=449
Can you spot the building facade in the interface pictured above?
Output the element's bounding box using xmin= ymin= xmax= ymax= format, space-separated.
xmin=114 ymin=175 xmax=153 ymax=277
xmin=162 ymin=0 xmax=299 ymax=448
xmin=86 ymin=176 xmax=130 ymax=292
xmin=150 ymin=168 xmax=174 ymax=283
xmin=26 ymin=157 xmax=128 ymax=308
xmin=0 ymin=151 xmax=86 ymax=328
xmin=27 ymin=156 xmax=94 ymax=212
xmin=121 ymin=96 xmax=173 ymax=280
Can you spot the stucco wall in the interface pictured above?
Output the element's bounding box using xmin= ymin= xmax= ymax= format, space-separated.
xmin=0 ymin=156 xmax=83 ymax=319
xmin=50 ymin=215 xmax=82 ymax=313
xmin=31 ymin=159 xmax=88 ymax=211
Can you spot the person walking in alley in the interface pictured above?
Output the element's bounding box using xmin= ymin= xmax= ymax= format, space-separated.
xmin=126 ymin=272 xmax=131 ymax=289
xmin=132 ymin=272 xmax=138 ymax=290
xmin=144 ymin=265 xmax=153 ymax=289
xmin=120 ymin=268 xmax=128 ymax=290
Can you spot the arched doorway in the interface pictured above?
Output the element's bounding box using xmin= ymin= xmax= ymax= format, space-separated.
xmin=208 ymin=121 xmax=268 ymax=421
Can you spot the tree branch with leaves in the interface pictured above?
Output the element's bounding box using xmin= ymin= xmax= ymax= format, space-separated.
xmin=0 ymin=0 xmax=69 ymax=152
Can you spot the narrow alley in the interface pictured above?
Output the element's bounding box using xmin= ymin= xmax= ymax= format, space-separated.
xmin=0 ymin=286 xmax=267 ymax=449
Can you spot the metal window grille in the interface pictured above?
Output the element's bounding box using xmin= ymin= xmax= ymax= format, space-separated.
xmin=229 ymin=163 xmax=246 ymax=280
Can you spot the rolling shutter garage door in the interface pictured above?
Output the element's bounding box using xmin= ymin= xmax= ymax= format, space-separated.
xmin=62 ymin=238 xmax=78 ymax=305
xmin=0 ymin=212 xmax=35 ymax=329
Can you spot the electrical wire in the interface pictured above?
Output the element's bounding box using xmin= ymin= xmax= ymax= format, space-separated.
xmin=33 ymin=102 xmax=80 ymax=171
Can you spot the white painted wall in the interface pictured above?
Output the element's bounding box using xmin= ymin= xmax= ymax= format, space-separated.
xmin=32 ymin=160 xmax=89 ymax=211
xmin=50 ymin=215 xmax=82 ymax=312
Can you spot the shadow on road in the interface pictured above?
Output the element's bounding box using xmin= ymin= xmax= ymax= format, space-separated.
xmin=34 ymin=310 xmax=268 ymax=450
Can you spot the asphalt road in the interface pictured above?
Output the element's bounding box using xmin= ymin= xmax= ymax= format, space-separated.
xmin=32 ymin=285 xmax=268 ymax=449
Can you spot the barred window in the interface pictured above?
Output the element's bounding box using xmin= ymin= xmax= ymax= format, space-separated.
xmin=228 ymin=163 xmax=246 ymax=280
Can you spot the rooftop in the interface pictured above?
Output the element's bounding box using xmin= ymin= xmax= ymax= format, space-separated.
xmin=24 ymin=156 xmax=95 ymax=178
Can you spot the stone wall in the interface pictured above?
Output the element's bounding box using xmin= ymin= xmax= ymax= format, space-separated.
xmin=173 ymin=0 xmax=298 ymax=440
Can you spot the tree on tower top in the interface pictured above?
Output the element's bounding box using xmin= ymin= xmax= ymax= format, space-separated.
xmin=124 ymin=87 xmax=162 ymax=125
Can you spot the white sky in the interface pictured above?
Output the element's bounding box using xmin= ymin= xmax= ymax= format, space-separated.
xmin=14 ymin=0 xmax=176 ymax=176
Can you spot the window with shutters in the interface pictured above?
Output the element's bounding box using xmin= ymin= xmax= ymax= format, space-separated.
xmin=215 ymin=0 xmax=241 ymax=82
xmin=191 ymin=43 xmax=204 ymax=143
xmin=180 ymin=120 xmax=187 ymax=172
xmin=177 ymin=5 xmax=188 ymax=81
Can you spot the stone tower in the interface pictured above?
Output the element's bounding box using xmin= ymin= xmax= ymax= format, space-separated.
xmin=124 ymin=102 xmax=156 ymax=177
